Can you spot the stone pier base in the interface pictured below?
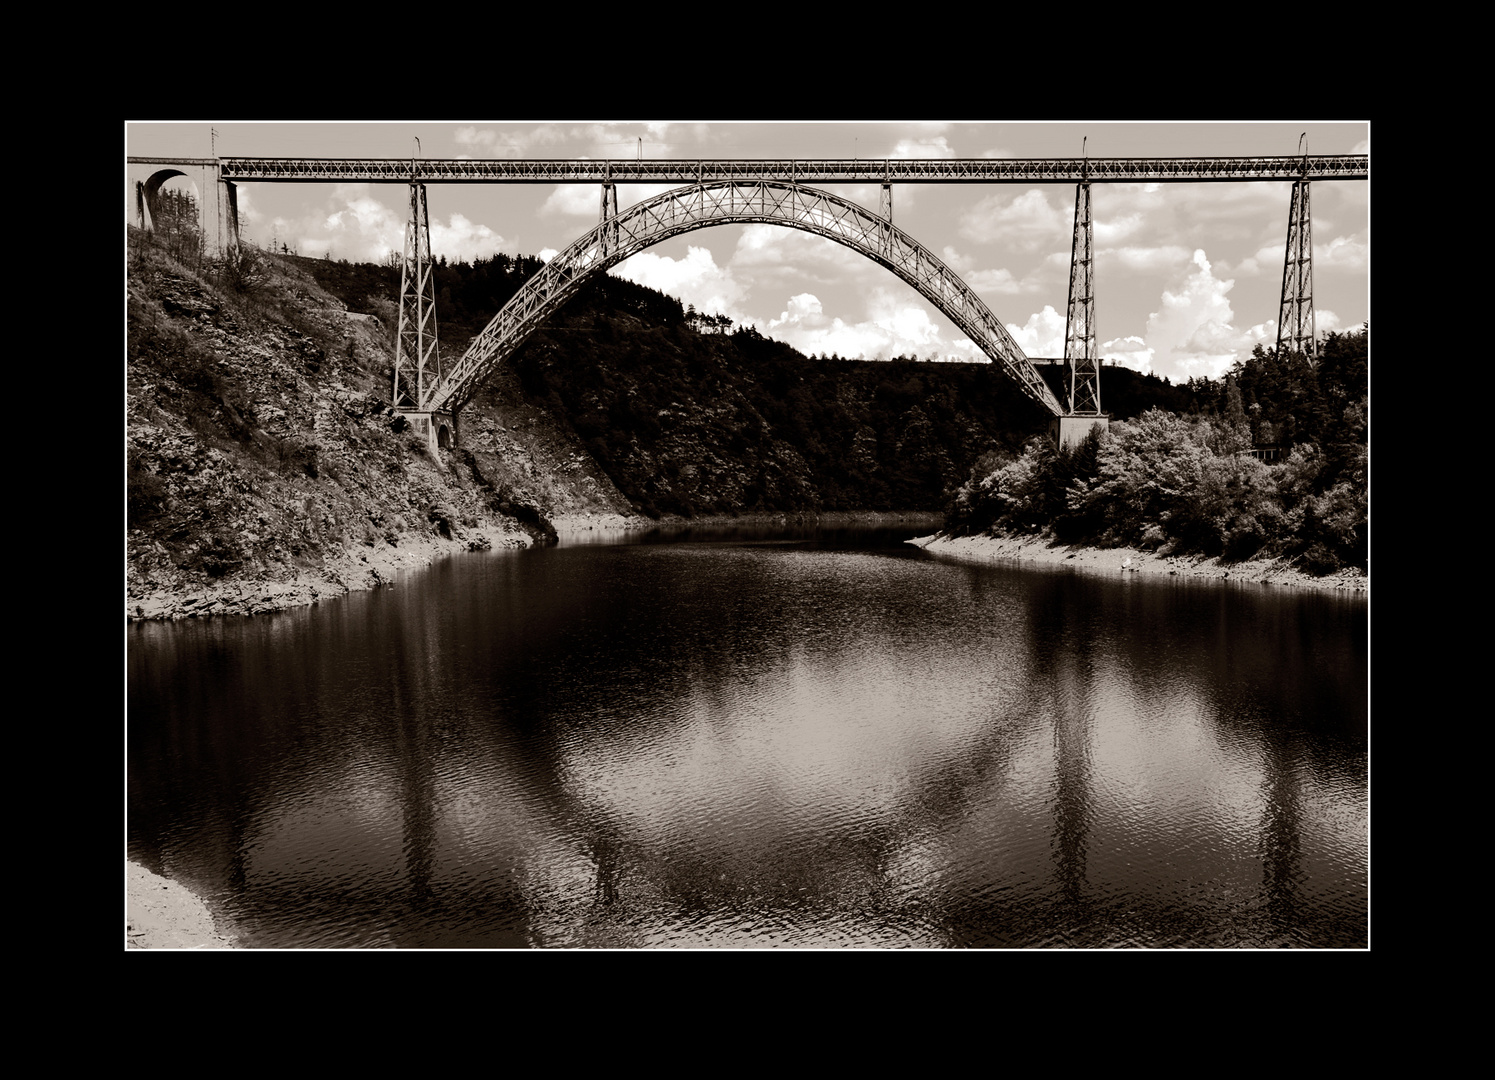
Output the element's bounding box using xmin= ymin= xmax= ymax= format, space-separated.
xmin=395 ymin=408 xmax=458 ymax=454
xmin=1052 ymin=414 xmax=1109 ymax=449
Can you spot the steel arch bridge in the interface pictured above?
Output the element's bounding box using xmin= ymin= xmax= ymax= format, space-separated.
xmin=427 ymin=180 xmax=1065 ymax=417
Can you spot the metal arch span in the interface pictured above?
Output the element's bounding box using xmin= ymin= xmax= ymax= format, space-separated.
xmin=428 ymin=181 xmax=1066 ymax=416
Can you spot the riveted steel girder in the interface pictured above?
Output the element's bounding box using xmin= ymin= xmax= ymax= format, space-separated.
xmin=424 ymin=181 xmax=1065 ymax=417
xmin=207 ymin=155 xmax=1368 ymax=184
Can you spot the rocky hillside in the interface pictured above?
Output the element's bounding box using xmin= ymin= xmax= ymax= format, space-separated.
xmin=125 ymin=233 xmax=636 ymax=621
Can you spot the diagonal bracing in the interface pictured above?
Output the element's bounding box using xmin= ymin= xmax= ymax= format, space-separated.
xmin=394 ymin=183 xmax=441 ymax=408
xmin=1064 ymin=182 xmax=1101 ymax=415
xmin=1276 ymin=179 xmax=1316 ymax=363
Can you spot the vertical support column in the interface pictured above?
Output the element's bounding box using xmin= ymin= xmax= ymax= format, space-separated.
xmin=395 ymin=182 xmax=440 ymax=410
xmin=193 ymin=164 xmax=238 ymax=259
xmin=879 ymin=166 xmax=894 ymax=258
xmin=1064 ymin=181 xmax=1101 ymax=415
xmin=599 ymin=172 xmax=618 ymax=256
xmin=1276 ymin=179 xmax=1316 ymax=364
xmin=216 ymin=177 xmax=239 ymax=259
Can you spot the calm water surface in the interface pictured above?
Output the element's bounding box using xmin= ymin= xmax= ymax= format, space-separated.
xmin=127 ymin=526 xmax=1368 ymax=948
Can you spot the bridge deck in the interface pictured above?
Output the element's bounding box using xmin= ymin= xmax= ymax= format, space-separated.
xmin=178 ymin=155 xmax=1367 ymax=184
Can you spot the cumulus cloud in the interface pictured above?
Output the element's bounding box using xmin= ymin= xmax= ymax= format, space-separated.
xmin=1142 ymin=249 xmax=1275 ymax=381
xmin=539 ymin=182 xmax=679 ymax=218
xmin=611 ymin=245 xmax=747 ymax=318
xmin=256 ymin=184 xmax=404 ymax=261
xmin=1108 ymin=244 xmax=1196 ymax=272
xmin=1100 ymin=336 xmax=1156 ymax=374
xmin=1232 ymin=243 xmax=1285 ymax=278
xmin=541 ymin=185 xmax=605 ymax=217
xmin=254 ymin=183 xmax=508 ymax=263
xmin=866 ymin=288 xmax=945 ymax=347
xmin=960 ymin=189 xmax=1070 ymax=251
xmin=938 ymin=245 xmax=1034 ymax=298
xmin=1004 ymin=305 xmax=1067 ymax=359
xmin=760 ymin=287 xmax=973 ymax=361
xmin=890 ymin=136 xmax=954 ymax=158
xmin=1318 ymin=233 xmax=1368 ymax=270
xmin=430 ymin=213 xmax=506 ymax=262
xmin=731 ymin=224 xmax=874 ymax=293
xmin=765 ymin=291 xmax=883 ymax=357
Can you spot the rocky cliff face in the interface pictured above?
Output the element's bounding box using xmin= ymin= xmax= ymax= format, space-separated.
xmin=125 ymin=235 xmax=643 ymax=620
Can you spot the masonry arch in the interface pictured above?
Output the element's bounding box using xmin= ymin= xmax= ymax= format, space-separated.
xmin=427 ymin=181 xmax=1064 ymax=417
xmin=126 ymin=160 xmax=237 ymax=257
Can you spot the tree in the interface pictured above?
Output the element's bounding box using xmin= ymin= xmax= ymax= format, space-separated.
xmin=153 ymin=186 xmax=203 ymax=267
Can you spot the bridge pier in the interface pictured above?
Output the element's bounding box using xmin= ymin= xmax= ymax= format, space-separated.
xmin=127 ymin=159 xmax=239 ymax=258
xmin=396 ymin=408 xmax=459 ymax=455
xmin=1276 ymin=177 xmax=1316 ymax=364
xmin=394 ymin=182 xmax=441 ymax=409
xmin=1063 ymin=181 xmax=1101 ymax=416
xmin=1052 ymin=415 xmax=1109 ymax=449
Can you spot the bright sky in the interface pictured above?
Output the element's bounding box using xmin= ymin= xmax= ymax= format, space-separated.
xmin=126 ymin=120 xmax=1369 ymax=384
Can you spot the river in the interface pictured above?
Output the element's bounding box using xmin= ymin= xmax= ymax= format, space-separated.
xmin=126 ymin=525 xmax=1369 ymax=948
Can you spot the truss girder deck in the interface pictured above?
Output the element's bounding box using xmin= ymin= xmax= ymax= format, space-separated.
xmin=210 ymin=155 xmax=1368 ymax=184
xmin=426 ymin=181 xmax=1065 ymax=417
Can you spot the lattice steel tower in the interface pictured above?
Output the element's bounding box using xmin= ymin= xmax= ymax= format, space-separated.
xmin=1064 ymin=181 xmax=1101 ymax=415
xmin=1276 ymin=137 xmax=1317 ymax=364
xmin=1277 ymin=180 xmax=1316 ymax=364
xmin=394 ymin=181 xmax=440 ymax=408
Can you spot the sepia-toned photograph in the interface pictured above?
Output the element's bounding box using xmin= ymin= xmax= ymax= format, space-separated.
xmin=126 ymin=120 xmax=1368 ymax=949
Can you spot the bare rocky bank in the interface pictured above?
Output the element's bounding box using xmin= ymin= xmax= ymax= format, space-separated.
xmin=914 ymin=531 xmax=1367 ymax=593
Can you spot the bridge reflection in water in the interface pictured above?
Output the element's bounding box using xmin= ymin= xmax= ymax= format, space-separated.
xmin=126 ymin=528 xmax=1368 ymax=948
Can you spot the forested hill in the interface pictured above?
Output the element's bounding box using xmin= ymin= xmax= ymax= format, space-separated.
xmin=291 ymin=251 xmax=1200 ymax=517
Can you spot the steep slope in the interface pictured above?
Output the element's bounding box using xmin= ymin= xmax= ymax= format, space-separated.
xmin=128 ymin=238 xmax=1224 ymax=621
xmin=125 ymin=235 xmax=614 ymax=620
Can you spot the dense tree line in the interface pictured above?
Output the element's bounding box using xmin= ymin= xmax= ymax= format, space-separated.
xmin=948 ymin=327 xmax=1368 ymax=573
xmin=505 ymin=297 xmax=1056 ymax=516
xmin=292 ymin=248 xmax=1364 ymax=562
xmin=296 ymin=251 xmax=687 ymax=346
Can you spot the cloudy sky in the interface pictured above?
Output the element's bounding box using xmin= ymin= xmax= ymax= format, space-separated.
xmin=126 ymin=120 xmax=1369 ymax=384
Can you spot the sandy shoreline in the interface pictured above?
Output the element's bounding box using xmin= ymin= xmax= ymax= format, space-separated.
xmin=126 ymin=861 xmax=237 ymax=949
xmin=129 ymin=511 xmax=951 ymax=623
xmin=913 ymin=531 xmax=1367 ymax=594
xmin=557 ymin=509 xmax=947 ymax=531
